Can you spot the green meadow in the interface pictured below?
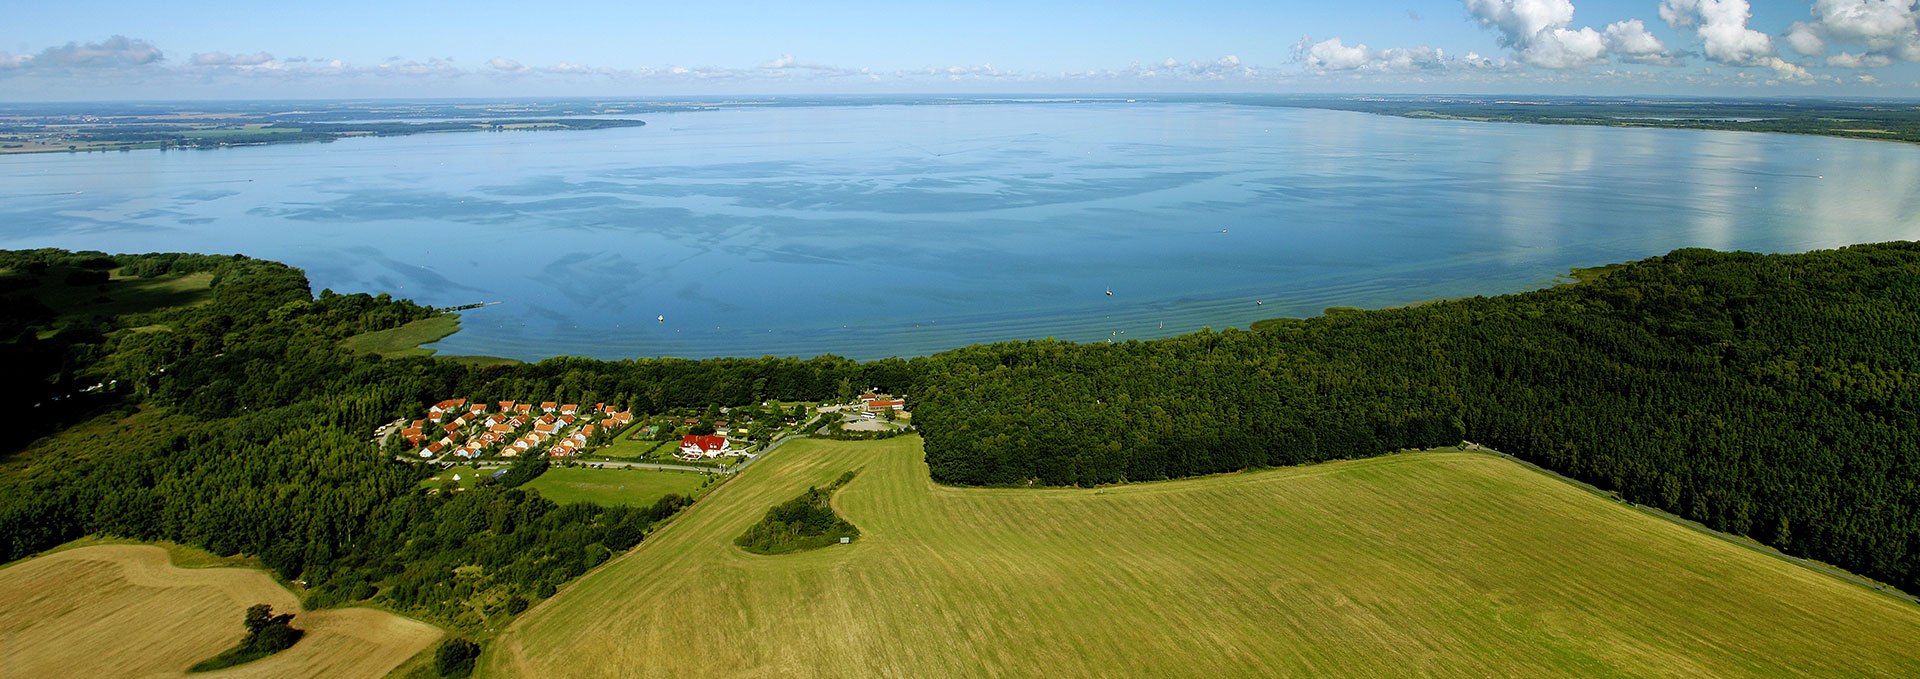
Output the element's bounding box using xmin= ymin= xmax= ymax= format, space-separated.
xmin=488 ymin=436 xmax=1920 ymax=678
xmin=519 ymin=467 xmax=711 ymax=507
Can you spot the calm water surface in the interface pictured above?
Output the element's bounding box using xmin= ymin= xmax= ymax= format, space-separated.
xmin=3 ymin=103 xmax=1917 ymax=360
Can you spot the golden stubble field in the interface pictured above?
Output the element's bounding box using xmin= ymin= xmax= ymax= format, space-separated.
xmin=0 ymin=544 xmax=440 ymax=679
xmin=490 ymin=436 xmax=1920 ymax=678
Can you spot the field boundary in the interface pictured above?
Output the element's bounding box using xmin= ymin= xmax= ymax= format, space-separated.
xmin=1465 ymin=443 xmax=1920 ymax=608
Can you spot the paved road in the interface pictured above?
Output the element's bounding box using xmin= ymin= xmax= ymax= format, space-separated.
xmin=576 ymin=460 xmax=732 ymax=474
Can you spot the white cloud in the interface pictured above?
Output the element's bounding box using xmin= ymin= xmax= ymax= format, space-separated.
xmin=1761 ymin=56 xmax=1815 ymax=79
xmin=487 ymin=57 xmax=530 ymax=73
xmin=1526 ymin=27 xmax=1610 ymax=68
xmin=1375 ymin=46 xmax=1448 ymax=71
xmin=1783 ymin=0 xmax=1920 ymax=65
xmin=4 ymin=36 xmax=164 ymax=71
xmin=1605 ymin=19 xmax=1676 ymax=64
xmin=1300 ymin=38 xmax=1373 ymax=71
xmin=1295 ymin=37 xmax=1449 ymax=72
xmin=1786 ymin=21 xmax=1829 ymax=55
xmin=190 ymin=51 xmax=274 ymax=67
xmin=1659 ymin=0 xmax=1778 ymax=65
xmin=372 ymin=57 xmax=463 ymax=77
xmin=1827 ymin=50 xmax=1894 ymax=66
xmin=1812 ymin=0 xmax=1920 ymax=43
xmin=1462 ymin=0 xmax=1610 ymax=68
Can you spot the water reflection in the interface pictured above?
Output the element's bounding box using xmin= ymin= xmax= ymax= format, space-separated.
xmin=0 ymin=103 xmax=1916 ymax=360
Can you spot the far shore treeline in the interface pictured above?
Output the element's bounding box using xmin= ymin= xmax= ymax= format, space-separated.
xmin=1 ymin=242 xmax=1917 ymax=633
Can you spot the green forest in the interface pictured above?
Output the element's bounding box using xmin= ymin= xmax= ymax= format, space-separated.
xmin=1 ymin=242 xmax=1917 ymax=637
xmin=912 ymin=243 xmax=1920 ymax=594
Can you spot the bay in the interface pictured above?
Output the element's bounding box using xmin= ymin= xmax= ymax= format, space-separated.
xmin=2 ymin=101 xmax=1916 ymax=360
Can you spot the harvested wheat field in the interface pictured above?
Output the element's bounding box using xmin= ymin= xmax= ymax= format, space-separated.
xmin=490 ymin=436 xmax=1920 ymax=678
xmin=0 ymin=544 xmax=440 ymax=679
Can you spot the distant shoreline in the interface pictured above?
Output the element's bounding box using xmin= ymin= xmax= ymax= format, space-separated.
xmin=0 ymin=117 xmax=645 ymax=156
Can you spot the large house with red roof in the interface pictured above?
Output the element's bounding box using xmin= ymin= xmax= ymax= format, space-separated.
xmin=678 ymin=435 xmax=736 ymax=460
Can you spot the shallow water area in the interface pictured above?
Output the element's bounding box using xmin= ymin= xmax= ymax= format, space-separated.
xmin=3 ymin=101 xmax=1917 ymax=360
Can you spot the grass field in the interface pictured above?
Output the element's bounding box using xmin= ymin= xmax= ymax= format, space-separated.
xmin=3 ymin=269 xmax=214 ymax=323
xmin=422 ymin=465 xmax=490 ymax=490
xmin=340 ymin=315 xmax=461 ymax=359
xmin=488 ymin=437 xmax=1920 ymax=678
xmin=0 ymin=544 xmax=440 ymax=679
xmin=520 ymin=467 xmax=712 ymax=506
xmin=339 ymin=315 xmax=524 ymax=366
xmin=592 ymin=432 xmax=674 ymax=460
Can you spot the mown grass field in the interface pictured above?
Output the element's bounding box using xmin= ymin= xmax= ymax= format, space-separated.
xmin=0 ymin=544 xmax=440 ymax=679
xmin=520 ymin=467 xmax=711 ymax=506
xmin=488 ymin=436 xmax=1920 ymax=678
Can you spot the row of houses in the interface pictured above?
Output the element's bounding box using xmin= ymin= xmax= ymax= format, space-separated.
xmin=405 ymin=399 xmax=635 ymax=460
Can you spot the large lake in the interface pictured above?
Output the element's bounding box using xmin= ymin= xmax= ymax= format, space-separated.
xmin=3 ymin=102 xmax=1918 ymax=360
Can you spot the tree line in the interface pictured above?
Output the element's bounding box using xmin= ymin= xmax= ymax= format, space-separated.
xmin=910 ymin=243 xmax=1920 ymax=593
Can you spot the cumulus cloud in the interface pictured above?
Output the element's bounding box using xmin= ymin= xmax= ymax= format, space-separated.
xmin=1462 ymin=0 xmax=1612 ymax=68
xmin=1783 ymin=0 xmax=1920 ymax=65
xmin=1604 ymin=19 xmax=1676 ymax=64
xmin=1 ymin=35 xmax=165 ymax=72
xmin=487 ymin=57 xmax=530 ymax=73
xmin=1812 ymin=0 xmax=1920 ymax=43
xmin=1300 ymin=38 xmax=1372 ymax=70
xmin=1295 ymin=38 xmax=1448 ymax=72
xmin=1828 ymin=50 xmax=1894 ymax=66
xmin=1658 ymin=0 xmax=1776 ymax=65
xmin=1786 ymin=21 xmax=1829 ymax=55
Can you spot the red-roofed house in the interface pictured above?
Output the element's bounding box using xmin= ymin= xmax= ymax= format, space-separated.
xmin=560 ymin=404 xmax=579 ymax=415
xmin=540 ymin=401 xmax=558 ymax=413
xmin=678 ymin=435 xmax=734 ymax=459
xmin=867 ymin=399 xmax=906 ymax=412
xmin=429 ymin=399 xmax=467 ymax=418
xmin=499 ymin=400 xmax=517 ymax=411
xmin=516 ymin=403 xmax=533 ymax=414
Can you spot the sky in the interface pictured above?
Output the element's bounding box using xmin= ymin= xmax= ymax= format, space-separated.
xmin=4 ymin=0 xmax=1920 ymax=100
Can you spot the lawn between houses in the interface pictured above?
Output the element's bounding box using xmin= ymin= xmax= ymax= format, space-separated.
xmin=487 ymin=436 xmax=1920 ymax=678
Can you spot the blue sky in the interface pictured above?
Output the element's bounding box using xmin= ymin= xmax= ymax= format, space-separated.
xmin=4 ymin=0 xmax=1919 ymax=99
